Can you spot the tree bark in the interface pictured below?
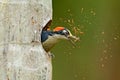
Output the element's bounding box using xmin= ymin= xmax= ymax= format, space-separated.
xmin=0 ymin=0 xmax=52 ymax=80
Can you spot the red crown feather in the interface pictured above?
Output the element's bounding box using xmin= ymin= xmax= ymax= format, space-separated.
xmin=53 ymin=27 xmax=65 ymax=31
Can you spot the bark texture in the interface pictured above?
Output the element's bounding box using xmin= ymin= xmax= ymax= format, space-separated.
xmin=0 ymin=0 xmax=52 ymax=80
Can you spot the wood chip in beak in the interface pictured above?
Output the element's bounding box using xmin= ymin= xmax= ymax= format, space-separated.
xmin=67 ymin=34 xmax=80 ymax=47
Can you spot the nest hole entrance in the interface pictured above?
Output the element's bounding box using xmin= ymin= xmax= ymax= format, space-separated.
xmin=41 ymin=20 xmax=52 ymax=52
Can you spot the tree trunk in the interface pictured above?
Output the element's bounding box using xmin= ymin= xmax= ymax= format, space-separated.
xmin=0 ymin=0 xmax=52 ymax=80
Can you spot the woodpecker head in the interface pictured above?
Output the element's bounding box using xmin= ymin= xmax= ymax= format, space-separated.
xmin=41 ymin=27 xmax=79 ymax=52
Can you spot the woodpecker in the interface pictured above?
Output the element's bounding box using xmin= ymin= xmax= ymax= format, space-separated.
xmin=41 ymin=26 xmax=79 ymax=52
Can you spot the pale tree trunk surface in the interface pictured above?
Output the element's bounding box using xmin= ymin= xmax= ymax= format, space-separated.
xmin=0 ymin=0 xmax=52 ymax=80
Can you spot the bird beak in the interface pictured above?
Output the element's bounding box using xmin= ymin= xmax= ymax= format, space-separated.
xmin=67 ymin=33 xmax=80 ymax=46
xmin=67 ymin=33 xmax=79 ymax=41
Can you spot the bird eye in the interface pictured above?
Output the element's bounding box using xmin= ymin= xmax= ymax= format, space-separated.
xmin=62 ymin=30 xmax=69 ymax=35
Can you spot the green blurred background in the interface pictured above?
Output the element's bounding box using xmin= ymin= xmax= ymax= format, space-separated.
xmin=52 ymin=0 xmax=120 ymax=80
